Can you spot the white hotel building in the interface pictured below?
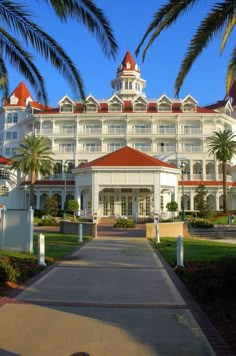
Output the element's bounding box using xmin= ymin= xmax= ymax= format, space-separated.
xmin=0 ymin=51 xmax=236 ymax=220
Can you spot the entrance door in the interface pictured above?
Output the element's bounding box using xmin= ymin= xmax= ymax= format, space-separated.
xmin=138 ymin=195 xmax=151 ymax=217
xmin=121 ymin=196 xmax=132 ymax=216
xmin=102 ymin=195 xmax=114 ymax=216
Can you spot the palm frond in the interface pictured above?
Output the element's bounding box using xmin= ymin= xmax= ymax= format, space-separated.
xmin=175 ymin=1 xmax=233 ymax=96
xmin=226 ymin=45 xmax=236 ymax=93
xmin=42 ymin=0 xmax=118 ymax=59
xmin=0 ymin=1 xmax=85 ymax=100
xmin=0 ymin=28 xmax=48 ymax=104
xmin=136 ymin=0 xmax=198 ymax=61
xmin=220 ymin=11 xmax=236 ymax=54
xmin=0 ymin=54 xmax=9 ymax=99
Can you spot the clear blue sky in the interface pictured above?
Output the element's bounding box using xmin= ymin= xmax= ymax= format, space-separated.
xmin=10 ymin=1 xmax=235 ymax=107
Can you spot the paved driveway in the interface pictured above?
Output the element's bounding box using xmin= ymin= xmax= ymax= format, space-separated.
xmin=0 ymin=236 xmax=221 ymax=356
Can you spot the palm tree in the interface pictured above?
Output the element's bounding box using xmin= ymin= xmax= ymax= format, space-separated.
xmin=207 ymin=129 xmax=236 ymax=213
xmin=136 ymin=1 xmax=236 ymax=97
xmin=0 ymin=1 xmax=117 ymax=104
xmin=10 ymin=135 xmax=55 ymax=206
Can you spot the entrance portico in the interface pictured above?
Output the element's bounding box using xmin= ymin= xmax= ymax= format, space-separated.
xmin=72 ymin=146 xmax=180 ymax=222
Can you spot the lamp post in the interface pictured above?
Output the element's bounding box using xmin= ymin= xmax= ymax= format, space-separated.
xmin=180 ymin=161 xmax=185 ymax=221
xmin=24 ymin=184 xmax=28 ymax=210
xmin=63 ymin=162 xmax=68 ymax=220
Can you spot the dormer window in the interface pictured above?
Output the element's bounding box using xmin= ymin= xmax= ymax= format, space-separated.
xmin=86 ymin=103 xmax=97 ymax=112
xmin=58 ymin=96 xmax=75 ymax=113
xmin=61 ymin=103 xmax=73 ymax=112
xmin=107 ymin=95 xmax=123 ymax=112
xmin=10 ymin=94 xmax=18 ymax=105
xmin=182 ymin=95 xmax=197 ymax=112
xmin=108 ymin=102 xmax=122 ymax=112
xmin=158 ymin=103 xmax=172 ymax=112
xmin=182 ymin=103 xmax=196 ymax=112
xmin=133 ymin=102 xmax=147 ymax=112
xmin=156 ymin=95 xmax=173 ymax=112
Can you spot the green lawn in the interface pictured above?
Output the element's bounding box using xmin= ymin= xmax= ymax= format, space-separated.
xmin=152 ymin=237 xmax=236 ymax=264
xmin=0 ymin=232 xmax=89 ymax=261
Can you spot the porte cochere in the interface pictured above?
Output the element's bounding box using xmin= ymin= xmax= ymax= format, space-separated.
xmin=72 ymin=146 xmax=180 ymax=222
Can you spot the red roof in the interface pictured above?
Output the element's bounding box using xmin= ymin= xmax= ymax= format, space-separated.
xmin=4 ymin=82 xmax=51 ymax=110
xmin=0 ymin=156 xmax=11 ymax=165
xmin=79 ymin=146 xmax=177 ymax=169
xmin=118 ymin=51 xmax=140 ymax=73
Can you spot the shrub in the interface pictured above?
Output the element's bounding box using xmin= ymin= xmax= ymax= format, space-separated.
xmin=0 ymin=258 xmax=18 ymax=283
xmin=38 ymin=215 xmax=61 ymax=226
xmin=113 ymin=218 xmax=136 ymax=228
xmin=189 ymin=217 xmax=214 ymax=228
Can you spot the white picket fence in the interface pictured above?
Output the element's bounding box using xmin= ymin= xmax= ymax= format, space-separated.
xmin=0 ymin=207 xmax=34 ymax=253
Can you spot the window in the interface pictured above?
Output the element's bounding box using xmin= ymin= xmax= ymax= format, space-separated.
xmin=84 ymin=124 xmax=100 ymax=134
xmin=12 ymin=132 xmax=17 ymax=139
xmin=6 ymin=132 xmax=11 ymax=140
xmin=158 ymin=103 xmax=172 ymax=112
xmin=6 ymin=113 xmax=12 ymax=124
xmin=60 ymin=103 xmax=73 ymax=112
xmin=0 ymin=186 xmax=9 ymax=196
xmin=11 ymin=148 xmax=17 ymax=156
xmin=133 ymin=143 xmax=151 ymax=152
xmin=125 ymin=81 xmax=128 ymax=89
xmin=108 ymin=103 xmax=122 ymax=112
xmin=183 ymin=143 xmax=201 ymax=152
xmin=159 ymin=142 xmax=176 ymax=152
xmin=60 ymin=125 xmax=75 ymax=134
xmin=182 ymin=103 xmax=196 ymax=112
xmin=13 ymin=113 xmax=18 ymax=123
xmin=133 ymin=103 xmax=147 ymax=112
xmin=133 ymin=124 xmax=150 ymax=133
xmin=108 ymin=124 xmax=125 ymax=134
xmin=182 ymin=123 xmax=200 ymax=134
xmin=108 ymin=143 xmax=124 ymax=152
xmin=86 ymin=104 xmax=97 ymax=112
xmin=159 ymin=124 xmax=176 ymax=134
xmin=59 ymin=143 xmax=75 ymax=153
xmin=5 ymin=148 xmax=10 ymax=156
xmin=83 ymin=143 xmax=100 ymax=152
xmin=129 ymin=82 xmax=132 ymax=89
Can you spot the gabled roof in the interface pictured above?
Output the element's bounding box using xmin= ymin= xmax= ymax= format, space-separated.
xmin=5 ymin=81 xmax=33 ymax=107
xmin=0 ymin=156 xmax=11 ymax=165
xmin=117 ymin=51 xmax=140 ymax=74
xmin=79 ymin=146 xmax=177 ymax=169
xmin=4 ymin=81 xmax=50 ymax=110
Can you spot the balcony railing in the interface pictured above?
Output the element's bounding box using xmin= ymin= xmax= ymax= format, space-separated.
xmin=129 ymin=128 xmax=152 ymax=134
xmin=108 ymin=128 xmax=126 ymax=134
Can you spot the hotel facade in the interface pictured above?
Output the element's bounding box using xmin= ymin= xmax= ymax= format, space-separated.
xmin=0 ymin=51 xmax=236 ymax=221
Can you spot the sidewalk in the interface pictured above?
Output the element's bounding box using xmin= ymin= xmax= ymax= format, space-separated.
xmin=0 ymin=236 xmax=233 ymax=355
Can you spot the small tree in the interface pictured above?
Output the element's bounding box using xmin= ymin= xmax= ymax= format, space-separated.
xmin=67 ymin=200 xmax=79 ymax=220
xmin=194 ymin=183 xmax=210 ymax=217
xmin=44 ymin=195 xmax=58 ymax=216
xmin=166 ymin=201 xmax=178 ymax=221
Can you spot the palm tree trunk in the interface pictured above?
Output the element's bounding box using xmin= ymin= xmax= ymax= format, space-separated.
xmin=30 ymin=170 xmax=36 ymax=208
xmin=222 ymin=161 xmax=227 ymax=213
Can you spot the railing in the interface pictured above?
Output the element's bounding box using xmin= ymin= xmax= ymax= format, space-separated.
xmin=35 ymin=129 xmax=53 ymax=135
xmin=129 ymin=128 xmax=152 ymax=134
xmin=108 ymin=128 xmax=126 ymax=134
xmin=181 ymin=128 xmax=201 ymax=134
xmin=83 ymin=146 xmax=101 ymax=152
xmin=80 ymin=129 xmax=102 ymax=134
xmin=158 ymin=128 xmax=176 ymax=134
xmin=183 ymin=146 xmax=201 ymax=152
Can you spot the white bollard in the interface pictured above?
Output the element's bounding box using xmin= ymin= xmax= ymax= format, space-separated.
xmin=155 ymin=223 xmax=160 ymax=243
xmin=176 ymin=234 xmax=184 ymax=267
xmin=38 ymin=233 xmax=46 ymax=266
xmin=78 ymin=223 xmax=83 ymax=243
